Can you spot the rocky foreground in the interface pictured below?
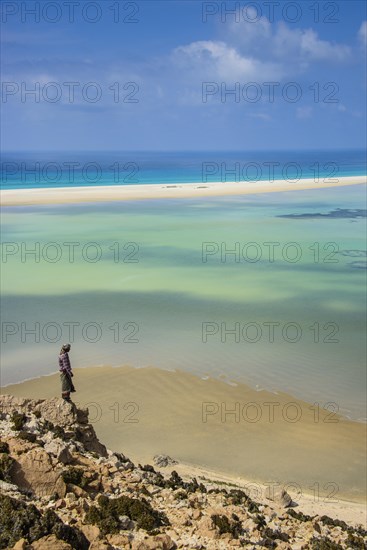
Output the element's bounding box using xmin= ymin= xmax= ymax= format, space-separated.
xmin=0 ymin=396 xmax=366 ymax=550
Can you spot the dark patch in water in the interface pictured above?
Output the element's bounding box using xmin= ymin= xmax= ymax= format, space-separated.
xmin=348 ymin=261 xmax=367 ymax=270
xmin=338 ymin=250 xmax=367 ymax=268
xmin=278 ymin=208 xmax=366 ymax=219
xmin=339 ymin=250 xmax=367 ymax=258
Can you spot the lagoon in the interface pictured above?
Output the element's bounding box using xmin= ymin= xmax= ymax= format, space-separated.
xmin=1 ymin=184 xmax=366 ymax=421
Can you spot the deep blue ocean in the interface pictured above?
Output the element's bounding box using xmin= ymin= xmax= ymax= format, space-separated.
xmin=1 ymin=149 xmax=366 ymax=189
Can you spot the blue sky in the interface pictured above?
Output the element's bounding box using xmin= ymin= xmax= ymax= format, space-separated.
xmin=1 ymin=0 xmax=366 ymax=150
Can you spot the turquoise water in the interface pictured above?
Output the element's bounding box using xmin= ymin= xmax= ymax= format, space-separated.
xmin=1 ymin=184 xmax=366 ymax=420
xmin=1 ymin=149 xmax=366 ymax=189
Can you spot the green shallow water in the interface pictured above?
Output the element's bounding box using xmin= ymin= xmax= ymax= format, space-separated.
xmin=1 ymin=185 xmax=366 ymax=420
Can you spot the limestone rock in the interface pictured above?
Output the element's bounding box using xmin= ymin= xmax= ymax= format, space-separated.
xmin=65 ymin=491 xmax=77 ymax=502
xmin=6 ymin=436 xmax=31 ymax=455
xmin=192 ymin=509 xmax=202 ymax=520
xmin=1 ymin=394 xmax=364 ymax=550
xmin=89 ymin=541 xmax=113 ymax=550
xmin=196 ymin=515 xmax=218 ymax=539
xmin=132 ymin=535 xmax=176 ymax=550
xmin=34 ymin=398 xmax=78 ymax=428
xmin=174 ymin=534 xmax=203 ymax=549
xmin=106 ymin=533 xmax=132 ymax=548
xmin=80 ymin=523 xmax=101 ymax=542
xmin=0 ymin=479 xmax=21 ymax=494
xmin=0 ymin=395 xmax=108 ymax=458
xmin=24 ymin=417 xmax=41 ymax=433
xmin=0 ymin=395 xmax=43 ymax=416
xmin=153 ymin=534 xmax=177 ymax=549
xmin=107 ymin=450 xmax=129 ymax=467
xmin=88 ymin=478 xmax=102 ymax=492
xmin=118 ymin=514 xmax=133 ymax=530
xmin=128 ymin=472 xmax=142 ymax=483
xmin=153 ymin=454 xmax=178 ymax=468
xmin=11 ymin=539 xmax=28 ymax=550
xmin=31 ymin=534 xmax=73 ymax=549
xmin=9 ymin=445 xmax=67 ymax=497
xmin=76 ymin=407 xmax=89 ymax=425
xmin=54 ymin=498 xmax=66 ymax=508
xmin=44 ymin=440 xmax=73 ymax=464
xmin=265 ymin=485 xmax=292 ymax=508
xmin=67 ymin=483 xmax=89 ymax=498
xmin=74 ymin=424 xmax=108 ymax=457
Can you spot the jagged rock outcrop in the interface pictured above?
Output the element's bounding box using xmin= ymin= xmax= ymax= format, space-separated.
xmin=0 ymin=396 xmax=107 ymax=498
xmin=1 ymin=395 xmax=366 ymax=550
xmin=0 ymin=395 xmax=107 ymax=458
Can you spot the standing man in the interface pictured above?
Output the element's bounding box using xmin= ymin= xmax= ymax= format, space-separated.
xmin=59 ymin=344 xmax=75 ymax=402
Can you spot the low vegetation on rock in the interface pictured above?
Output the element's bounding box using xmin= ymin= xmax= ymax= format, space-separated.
xmin=0 ymin=493 xmax=89 ymax=550
xmin=86 ymin=493 xmax=169 ymax=534
xmin=0 ymin=395 xmax=365 ymax=550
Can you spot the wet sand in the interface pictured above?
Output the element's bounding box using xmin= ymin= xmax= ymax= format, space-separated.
xmin=2 ymin=365 xmax=366 ymax=511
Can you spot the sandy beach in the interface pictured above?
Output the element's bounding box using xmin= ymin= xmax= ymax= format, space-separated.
xmin=1 ymin=175 xmax=366 ymax=206
xmin=3 ymin=366 xmax=366 ymax=525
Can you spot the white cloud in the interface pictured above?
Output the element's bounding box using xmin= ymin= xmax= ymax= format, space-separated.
xmin=228 ymin=8 xmax=271 ymax=52
xmin=358 ymin=21 xmax=367 ymax=48
xmin=172 ymin=40 xmax=284 ymax=81
xmin=228 ymin=15 xmax=351 ymax=65
xmin=299 ymin=28 xmax=350 ymax=61
xmin=170 ymin=15 xmax=352 ymax=99
xmin=272 ymin=23 xmax=350 ymax=62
